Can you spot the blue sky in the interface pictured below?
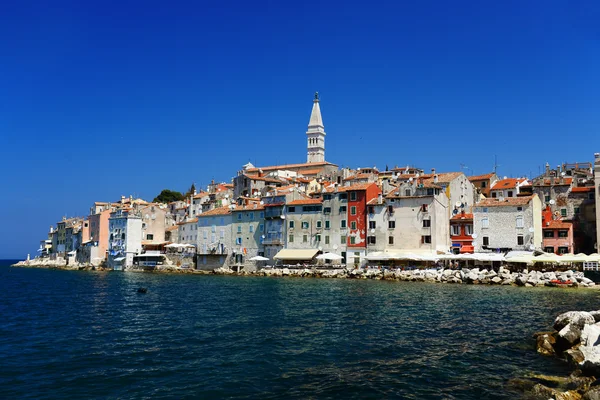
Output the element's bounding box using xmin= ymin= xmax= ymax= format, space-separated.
xmin=1 ymin=0 xmax=599 ymax=258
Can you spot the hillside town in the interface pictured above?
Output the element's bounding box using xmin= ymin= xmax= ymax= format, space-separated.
xmin=31 ymin=94 xmax=600 ymax=272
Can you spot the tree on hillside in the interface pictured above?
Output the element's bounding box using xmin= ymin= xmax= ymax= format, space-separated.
xmin=183 ymin=183 xmax=196 ymax=198
xmin=153 ymin=189 xmax=184 ymax=204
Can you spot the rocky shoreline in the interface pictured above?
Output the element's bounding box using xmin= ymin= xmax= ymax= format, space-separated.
xmin=513 ymin=310 xmax=600 ymax=400
xmin=11 ymin=260 xmax=599 ymax=288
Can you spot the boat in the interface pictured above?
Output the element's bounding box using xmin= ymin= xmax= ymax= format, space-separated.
xmin=549 ymin=279 xmax=573 ymax=286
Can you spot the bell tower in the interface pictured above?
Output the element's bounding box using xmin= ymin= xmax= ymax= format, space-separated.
xmin=306 ymin=92 xmax=326 ymax=163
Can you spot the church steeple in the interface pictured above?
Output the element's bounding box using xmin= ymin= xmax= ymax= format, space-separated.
xmin=306 ymin=92 xmax=326 ymax=163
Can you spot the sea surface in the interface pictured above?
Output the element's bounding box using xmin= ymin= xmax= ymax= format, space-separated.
xmin=1 ymin=259 xmax=599 ymax=399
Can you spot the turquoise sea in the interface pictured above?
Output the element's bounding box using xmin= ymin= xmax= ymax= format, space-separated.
xmin=1 ymin=259 xmax=598 ymax=399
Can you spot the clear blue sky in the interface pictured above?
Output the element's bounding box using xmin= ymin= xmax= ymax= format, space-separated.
xmin=1 ymin=0 xmax=599 ymax=258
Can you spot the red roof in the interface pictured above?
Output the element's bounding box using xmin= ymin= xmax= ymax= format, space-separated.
xmin=571 ymin=186 xmax=594 ymax=193
xmin=198 ymin=206 xmax=232 ymax=217
xmin=491 ymin=178 xmax=526 ymax=190
xmin=534 ymin=177 xmax=573 ymax=186
xmin=450 ymin=213 xmax=473 ymax=221
xmin=287 ymin=199 xmax=323 ymax=206
xmin=468 ymin=173 xmax=496 ymax=181
xmin=476 ymin=195 xmax=535 ymax=207
xmin=543 ymin=220 xmax=572 ymax=230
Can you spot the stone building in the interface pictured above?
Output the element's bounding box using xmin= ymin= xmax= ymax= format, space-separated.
xmin=285 ymin=198 xmax=324 ymax=251
xmin=472 ymin=195 xmax=542 ymax=253
xmin=231 ymin=200 xmax=265 ymax=271
xmin=468 ymin=172 xmax=498 ymax=199
xmin=197 ymin=206 xmax=233 ymax=270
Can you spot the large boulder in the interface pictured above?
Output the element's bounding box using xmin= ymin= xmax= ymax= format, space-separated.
xmin=554 ymin=312 xmax=596 ymax=331
xmin=583 ymin=388 xmax=600 ymax=400
xmin=558 ymin=323 xmax=583 ymax=347
xmin=589 ymin=311 xmax=600 ymax=323
xmin=535 ymin=332 xmax=557 ymax=356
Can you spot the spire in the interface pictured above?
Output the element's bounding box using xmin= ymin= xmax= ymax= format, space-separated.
xmin=308 ymin=92 xmax=323 ymax=128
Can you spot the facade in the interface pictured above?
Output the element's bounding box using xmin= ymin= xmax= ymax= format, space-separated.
xmin=307 ymin=92 xmax=326 ymax=163
xmin=231 ymin=200 xmax=265 ymax=270
xmin=285 ymin=199 xmax=324 ymax=250
xmin=140 ymin=204 xmax=169 ymax=244
xmin=489 ymin=178 xmax=529 ymax=199
xmin=87 ymin=207 xmax=112 ymax=262
xmin=197 ymin=206 xmax=233 ymax=270
xmin=178 ymin=218 xmax=199 ymax=248
xmin=542 ymin=220 xmax=574 ymax=254
xmin=450 ymin=211 xmax=474 ymax=253
xmin=468 ymin=173 xmax=498 ymax=198
xmin=107 ymin=208 xmax=143 ymax=269
xmin=472 ymin=195 xmax=542 ymax=253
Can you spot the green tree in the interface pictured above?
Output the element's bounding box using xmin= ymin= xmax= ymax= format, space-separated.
xmin=183 ymin=183 xmax=196 ymax=198
xmin=153 ymin=189 xmax=184 ymax=204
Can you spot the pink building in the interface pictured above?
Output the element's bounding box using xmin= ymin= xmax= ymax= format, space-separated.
xmin=88 ymin=208 xmax=112 ymax=260
xmin=542 ymin=220 xmax=574 ymax=254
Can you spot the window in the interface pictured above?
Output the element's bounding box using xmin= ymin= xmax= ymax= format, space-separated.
xmin=220 ymin=229 xmax=225 ymax=239
xmin=481 ymin=181 xmax=487 ymax=188
xmin=350 ymin=192 xmax=357 ymax=201
xmin=211 ymin=225 xmax=216 ymax=233
xmin=517 ymin=235 xmax=524 ymax=245
xmin=483 ymin=236 xmax=489 ymax=246
xmin=544 ymin=246 xmax=554 ymax=253
xmin=249 ymin=213 xmax=254 ymax=221
xmin=558 ymin=230 xmax=568 ymax=238
xmin=315 ymin=234 xmax=321 ymax=242
xmin=316 ymin=220 xmax=322 ymax=229
xmin=560 ymin=208 xmax=567 ymax=217
xmin=323 ymin=194 xmax=332 ymax=201
xmin=481 ymin=218 xmax=489 ymax=228
xmin=507 ymin=190 xmax=513 ymax=197
xmin=423 ymin=219 xmax=431 ymax=228
xmin=146 ymin=234 xmax=154 ymax=240
xmin=339 ymin=194 xmax=347 ymax=200
xmin=544 ymin=230 xmax=554 ymax=238
xmin=465 ymin=225 xmax=473 ymax=235
xmin=204 ymin=231 xmax=208 ymax=239
xmin=301 ymin=221 xmax=309 ymax=229
xmin=351 ymin=221 xmax=357 ymax=230
xmin=249 ymin=225 xmax=254 ymax=233
xmin=341 ymin=235 xmax=347 ymax=244
xmin=289 ymin=235 xmax=294 ymax=243
xmin=339 ymin=206 xmax=347 ymax=213
xmin=288 ymin=206 xmax=296 ymax=213
xmin=558 ymin=247 xmax=569 ymax=254
xmin=237 ymin=213 xmax=242 ymax=220
xmin=325 ymin=236 xmax=330 ymax=244
xmin=421 ymin=235 xmax=431 ymax=244
xmin=589 ymin=193 xmax=595 ymax=200
xmin=367 ymin=236 xmax=376 ymax=244
xmin=388 ymin=205 xmax=394 ymax=214
xmin=259 ymin=224 xmax=264 ymax=232
xmin=341 ymin=220 xmax=347 ymax=228
xmin=303 ymin=234 xmax=308 ymax=243
xmin=421 ymin=204 xmax=428 ymax=212
xmin=388 ymin=236 xmax=394 ymax=245
xmin=350 ymin=206 xmax=357 ymax=215
xmin=516 ymin=216 xmax=524 ymax=228
xmin=426 ymin=189 xmax=434 ymax=196
xmin=237 ymin=226 xmax=242 ymax=233
xmin=289 ymin=221 xmax=295 ymax=229
xmin=451 ymin=225 xmax=460 ymax=236
xmin=544 ymin=195 xmax=550 ymax=203
xmin=236 ymin=237 xmax=242 ymax=245
xmin=517 ymin=207 xmax=523 ymax=211
xmin=260 ymin=212 xmax=264 ymax=218
xmin=325 ymin=220 xmax=330 ymax=229
xmin=574 ymin=207 xmax=580 ymax=214
xmin=482 ymin=207 xmax=488 ymax=213
xmin=323 ymin=207 xmax=332 ymax=214
xmin=369 ymin=221 xmax=376 ymax=229
xmin=405 ymin=189 xmax=411 ymax=196
xmin=350 ymin=236 xmax=356 ymax=244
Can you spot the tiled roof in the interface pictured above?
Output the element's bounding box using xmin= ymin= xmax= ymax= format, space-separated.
xmin=533 ymin=178 xmax=573 ymax=186
xmin=246 ymin=161 xmax=337 ymax=173
xmin=422 ymin=172 xmax=462 ymax=184
xmin=232 ymin=203 xmax=265 ymax=211
xmin=299 ymin=168 xmax=324 ymax=176
xmin=244 ymin=174 xmax=286 ymax=184
xmin=468 ymin=173 xmax=496 ymax=181
xmin=165 ymin=225 xmax=179 ymax=232
xmin=287 ymin=199 xmax=323 ymax=206
xmin=476 ymin=196 xmax=535 ymax=207
xmin=491 ymin=178 xmax=526 ymax=190
xmin=198 ymin=206 xmax=232 ymax=217
xmin=193 ymin=191 xmax=209 ymax=199
xmin=543 ymin=220 xmax=572 ymax=229
xmin=325 ymin=182 xmax=377 ymax=193
xmin=571 ymin=186 xmax=594 ymax=193
xmin=451 ymin=213 xmax=473 ymax=221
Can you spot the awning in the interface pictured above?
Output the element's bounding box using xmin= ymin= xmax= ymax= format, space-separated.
xmin=249 ymin=255 xmax=270 ymax=261
xmin=274 ymin=249 xmax=319 ymax=261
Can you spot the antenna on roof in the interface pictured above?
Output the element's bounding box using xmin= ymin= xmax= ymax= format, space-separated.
xmin=493 ymin=155 xmax=501 ymax=174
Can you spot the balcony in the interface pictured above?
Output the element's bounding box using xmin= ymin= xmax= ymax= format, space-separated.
xmin=262 ymin=238 xmax=283 ymax=245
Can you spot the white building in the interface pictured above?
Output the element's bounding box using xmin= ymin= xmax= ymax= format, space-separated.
xmin=107 ymin=208 xmax=143 ymax=270
xmin=197 ymin=206 xmax=233 ymax=270
xmin=472 ymin=195 xmax=542 ymax=253
xmin=489 ymin=178 xmax=529 ymax=199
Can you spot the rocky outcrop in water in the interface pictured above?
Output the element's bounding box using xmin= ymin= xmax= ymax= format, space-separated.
xmin=524 ymin=310 xmax=600 ymax=399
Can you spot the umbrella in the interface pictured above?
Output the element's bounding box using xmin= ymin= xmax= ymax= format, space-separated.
xmin=321 ymin=252 xmax=343 ymax=260
xmin=249 ymin=255 xmax=269 ymax=261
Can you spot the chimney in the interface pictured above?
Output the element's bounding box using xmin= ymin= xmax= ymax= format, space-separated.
xmin=378 ymin=193 xmax=383 ymax=205
xmin=434 ymin=175 xmax=438 ymax=184
xmin=431 ymin=168 xmax=436 ymax=175
xmin=545 ymin=163 xmax=550 ymax=176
